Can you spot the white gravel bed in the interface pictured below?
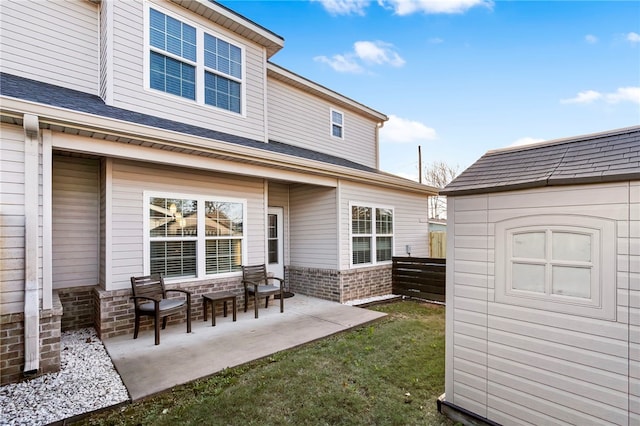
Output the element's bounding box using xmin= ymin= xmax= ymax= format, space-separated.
xmin=0 ymin=328 xmax=129 ymax=426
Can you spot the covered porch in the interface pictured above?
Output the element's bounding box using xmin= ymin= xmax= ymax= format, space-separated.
xmin=103 ymin=294 xmax=387 ymax=401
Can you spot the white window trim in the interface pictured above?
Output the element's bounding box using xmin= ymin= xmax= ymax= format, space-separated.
xmin=143 ymin=2 xmax=247 ymax=117
xmin=330 ymin=108 xmax=344 ymax=139
xmin=349 ymin=202 xmax=394 ymax=268
xmin=143 ymin=191 xmax=248 ymax=282
xmin=495 ymin=215 xmax=616 ymax=321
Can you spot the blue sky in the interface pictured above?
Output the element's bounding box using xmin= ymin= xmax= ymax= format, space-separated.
xmin=220 ymin=0 xmax=640 ymax=180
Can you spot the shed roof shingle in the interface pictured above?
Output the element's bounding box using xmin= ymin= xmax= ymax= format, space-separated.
xmin=441 ymin=126 xmax=640 ymax=196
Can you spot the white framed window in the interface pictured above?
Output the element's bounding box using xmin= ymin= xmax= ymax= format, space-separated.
xmin=145 ymin=192 xmax=246 ymax=279
xmin=495 ymin=215 xmax=616 ymax=320
xmin=331 ymin=109 xmax=344 ymax=139
xmin=351 ymin=203 xmax=394 ymax=266
xmin=146 ymin=5 xmax=244 ymax=114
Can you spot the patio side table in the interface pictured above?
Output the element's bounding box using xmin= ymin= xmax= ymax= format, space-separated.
xmin=202 ymin=292 xmax=237 ymax=326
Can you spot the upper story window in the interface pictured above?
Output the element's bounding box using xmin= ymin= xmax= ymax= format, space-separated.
xmin=146 ymin=193 xmax=246 ymax=279
xmin=494 ymin=215 xmax=616 ymax=320
xmin=146 ymin=7 xmax=244 ymax=114
xmin=331 ymin=109 xmax=344 ymax=139
xmin=351 ymin=204 xmax=393 ymax=266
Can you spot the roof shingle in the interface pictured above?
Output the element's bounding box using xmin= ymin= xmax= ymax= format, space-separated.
xmin=442 ymin=126 xmax=640 ymax=196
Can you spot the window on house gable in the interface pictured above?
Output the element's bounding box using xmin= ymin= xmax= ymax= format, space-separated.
xmin=147 ymin=194 xmax=245 ymax=279
xmin=147 ymin=7 xmax=244 ymax=114
xmin=331 ymin=109 xmax=344 ymax=139
xmin=351 ymin=204 xmax=394 ymax=266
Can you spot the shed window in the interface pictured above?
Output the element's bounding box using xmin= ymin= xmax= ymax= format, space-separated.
xmin=509 ymin=229 xmax=594 ymax=299
xmin=146 ymin=193 xmax=245 ymax=279
xmin=495 ymin=215 xmax=616 ymax=321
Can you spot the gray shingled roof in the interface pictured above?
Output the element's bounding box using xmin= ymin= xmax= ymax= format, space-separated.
xmin=0 ymin=72 xmax=377 ymax=173
xmin=441 ymin=126 xmax=640 ymax=196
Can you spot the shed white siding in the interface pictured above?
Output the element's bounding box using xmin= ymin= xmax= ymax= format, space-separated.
xmin=52 ymin=156 xmax=100 ymax=289
xmin=446 ymin=182 xmax=638 ymax=425
xmin=107 ymin=159 xmax=265 ymax=290
xmin=0 ymin=123 xmax=27 ymax=314
xmin=338 ymin=181 xmax=429 ymax=269
xmin=267 ymin=78 xmax=378 ymax=169
xmin=289 ymin=184 xmax=338 ymax=269
xmin=0 ymin=0 xmax=99 ymax=95
xmin=107 ymin=0 xmax=267 ymax=142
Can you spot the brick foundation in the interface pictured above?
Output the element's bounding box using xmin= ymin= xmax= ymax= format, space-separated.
xmin=0 ymin=293 xmax=63 ymax=385
xmin=287 ymin=264 xmax=392 ymax=303
xmin=57 ymin=286 xmax=95 ymax=331
xmin=94 ymin=276 xmax=248 ymax=340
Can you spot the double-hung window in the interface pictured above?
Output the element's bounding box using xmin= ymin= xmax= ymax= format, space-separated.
xmin=147 ymin=7 xmax=244 ymax=114
xmin=147 ymin=194 xmax=245 ymax=279
xmin=351 ymin=204 xmax=393 ymax=266
xmin=331 ymin=109 xmax=344 ymax=139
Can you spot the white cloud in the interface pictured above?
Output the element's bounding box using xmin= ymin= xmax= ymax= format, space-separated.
xmin=605 ymin=87 xmax=640 ymax=104
xmin=354 ymin=41 xmax=405 ymax=67
xmin=314 ymin=54 xmax=364 ymax=73
xmin=380 ymin=114 xmax=437 ymax=144
xmin=313 ymin=0 xmax=370 ymax=16
xmin=508 ymin=137 xmax=546 ymax=148
xmin=561 ymin=87 xmax=640 ymax=105
xmin=315 ymin=41 xmax=405 ymax=73
xmin=627 ymin=32 xmax=640 ymax=43
xmin=428 ymin=37 xmax=444 ymax=44
xmin=585 ymin=34 xmax=598 ymax=44
xmin=560 ymin=90 xmax=603 ymax=104
xmin=378 ymin=0 xmax=493 ymax=15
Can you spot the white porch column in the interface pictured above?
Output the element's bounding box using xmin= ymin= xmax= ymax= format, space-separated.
xmin=23 ymin=114 xmax=40 ymax=374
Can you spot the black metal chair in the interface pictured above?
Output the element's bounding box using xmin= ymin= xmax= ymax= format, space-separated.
xmin=130 ymin=274 xmax=191 ymax=345
xmin=242 ymin=264 xmax=284 ymax=318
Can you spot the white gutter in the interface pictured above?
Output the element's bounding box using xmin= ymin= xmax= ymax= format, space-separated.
xmin=23 ymin=114 xmax=40 ymax=375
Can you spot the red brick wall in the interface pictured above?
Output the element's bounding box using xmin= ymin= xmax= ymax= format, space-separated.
xmin=94 ymin=277 xmax=246 ymax=340
xmin=0 ymin=295 xmax=63 ymax=385
xmin=57 ymin=287 xmax=95 ymax=331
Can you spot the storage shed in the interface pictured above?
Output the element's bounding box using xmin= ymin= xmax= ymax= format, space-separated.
xmin=438 ymin=126 xmax=640 ymax=425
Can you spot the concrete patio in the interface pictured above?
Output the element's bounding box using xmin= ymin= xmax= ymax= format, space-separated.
xmin=103 ymin=294 xmax=387 ymax=401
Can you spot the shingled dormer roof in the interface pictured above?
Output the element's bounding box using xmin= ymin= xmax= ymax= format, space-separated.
xmin=441 ymin=126 xmax=640 ymax=196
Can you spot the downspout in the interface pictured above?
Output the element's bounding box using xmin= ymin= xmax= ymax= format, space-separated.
xmin=23 ymin=114 xmax=40 ymax=375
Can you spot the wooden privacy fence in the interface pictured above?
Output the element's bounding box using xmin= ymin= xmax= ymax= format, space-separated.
xmin=392 ymin=257 xmax=446 ymax=302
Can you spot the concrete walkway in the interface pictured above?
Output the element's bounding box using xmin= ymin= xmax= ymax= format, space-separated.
xmin=103 ymin=294 xmax=386 ymax=401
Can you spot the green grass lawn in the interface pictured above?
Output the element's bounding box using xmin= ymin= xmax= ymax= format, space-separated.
xmin=76 ymin=300 xmax=453 ymax=426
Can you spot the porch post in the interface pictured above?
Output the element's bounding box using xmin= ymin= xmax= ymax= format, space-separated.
xmin=23 ymin=114 xmax=40 ymax=374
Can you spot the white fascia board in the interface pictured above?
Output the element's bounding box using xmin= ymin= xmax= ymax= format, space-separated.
xmin=1 ymin=96 xmax=437 ymax=195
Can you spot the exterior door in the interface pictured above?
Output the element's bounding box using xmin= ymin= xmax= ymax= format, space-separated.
xmin=267 ymin=207 xmax=284 ymax=278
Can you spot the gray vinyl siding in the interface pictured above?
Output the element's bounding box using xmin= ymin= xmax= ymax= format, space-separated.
xmin=0 ymin=124 xmax=27 ymax=314
xmin=52 ymin=156 xmax=100 ymax=289
xmin=289 ymin=184 xmax=338 ymax=269
xmin=267 ymin=78 xmax=378 ymax=169
xmin=447 ymin=182 xmax=638 ymax=425
xmin=338 ymin=181 xmax=429 ymax=269
xmin=108 ymin=159 xmax=265 ymax=290
xmin=108 ymin=0 xmax=267 ymax=142
xmin=0 ymin=0 xmax=99 ymax=95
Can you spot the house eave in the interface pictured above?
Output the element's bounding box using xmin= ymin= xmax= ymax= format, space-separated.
xmin=169 ymin=0 xmax=284 ymax=58
xmin=1 ymin=96 xmax=435 ymax=196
